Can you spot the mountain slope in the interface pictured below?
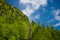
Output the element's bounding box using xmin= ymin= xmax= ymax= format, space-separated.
xmin=0 ymin=0 xmax=29 ymax=40
xmin=0 ymin=0 xmax=29 ymax=23
xmin=0 ymin=0 xmax=60 ymax=40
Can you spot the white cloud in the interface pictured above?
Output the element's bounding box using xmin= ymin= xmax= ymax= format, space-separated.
xmin=53 ymin=9 xmax=60 ymax=16
xmin=46 ymin=9 xmax=60 ymax=27
xmin=55 ymin=16 xmax=60 ymax=21
xmin=52 ymin=9 xmax=60 ymax=27
xmin=22 ymin=5 xmax=34 ymax=16
xmin=19 ymin=0 xmax=47 ymax=16
xmin=53 ymin=9 xmax=60 ymax=21
xmin=28 ymin=14 xmax=40 ymax=22
xmin=35 ymin=15 xmax=40 ymax=19
xmin=54 ymin=23 xmax=60 ymax=27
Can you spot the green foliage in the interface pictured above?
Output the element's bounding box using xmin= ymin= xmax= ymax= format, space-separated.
xmin=0 ymin=0 xmax=28 ymax=40
xmin=31 ymin=25 xmax=60 ymax=40
xmin=0 ymin=0 xmax=60 ymax=40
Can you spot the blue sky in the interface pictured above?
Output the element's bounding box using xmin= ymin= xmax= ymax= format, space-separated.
xmin=6 ymin=0 xmax=60 ymax=30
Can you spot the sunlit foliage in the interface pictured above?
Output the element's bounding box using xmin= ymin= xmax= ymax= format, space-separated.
xmin=0 ymin=0 xmax=60 ymax=40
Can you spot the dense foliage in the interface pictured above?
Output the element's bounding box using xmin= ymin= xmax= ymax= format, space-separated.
xmin=0 ymin=0 xmax=60 ymax=40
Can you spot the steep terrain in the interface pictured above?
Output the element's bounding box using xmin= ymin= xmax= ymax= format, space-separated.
xmin=0 ymin=0 xmax=29 ymax=40
xmin=0 ymin=0 xmax=60 ymax=40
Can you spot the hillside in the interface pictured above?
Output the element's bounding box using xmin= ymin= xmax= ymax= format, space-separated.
xmin=0 ymin=0 xmax=60 ymax=40
xmin=0 ymin=0 xmax=29 ymax=40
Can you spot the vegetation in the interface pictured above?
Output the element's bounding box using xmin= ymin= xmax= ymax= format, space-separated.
xmin=0 ymin=0 xmax=60 ymax=40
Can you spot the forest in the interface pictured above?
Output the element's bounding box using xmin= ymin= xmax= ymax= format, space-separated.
xmin=0 ymin=0 xmax=60 ymax=40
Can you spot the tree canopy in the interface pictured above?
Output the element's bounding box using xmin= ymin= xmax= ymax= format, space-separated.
xmin=0 ymin=0 xmax=60 ymax=40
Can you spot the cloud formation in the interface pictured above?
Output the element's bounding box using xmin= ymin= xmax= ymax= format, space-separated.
xmin=53 ymin=9 xmax=60 ymax=21
xmin=53 ymin=9 xmax=60 ymax=26
xmin=19 ymin=0 xmax=47 ymax=16
xmin=54 ymin=23 xmax=60 ymax=27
